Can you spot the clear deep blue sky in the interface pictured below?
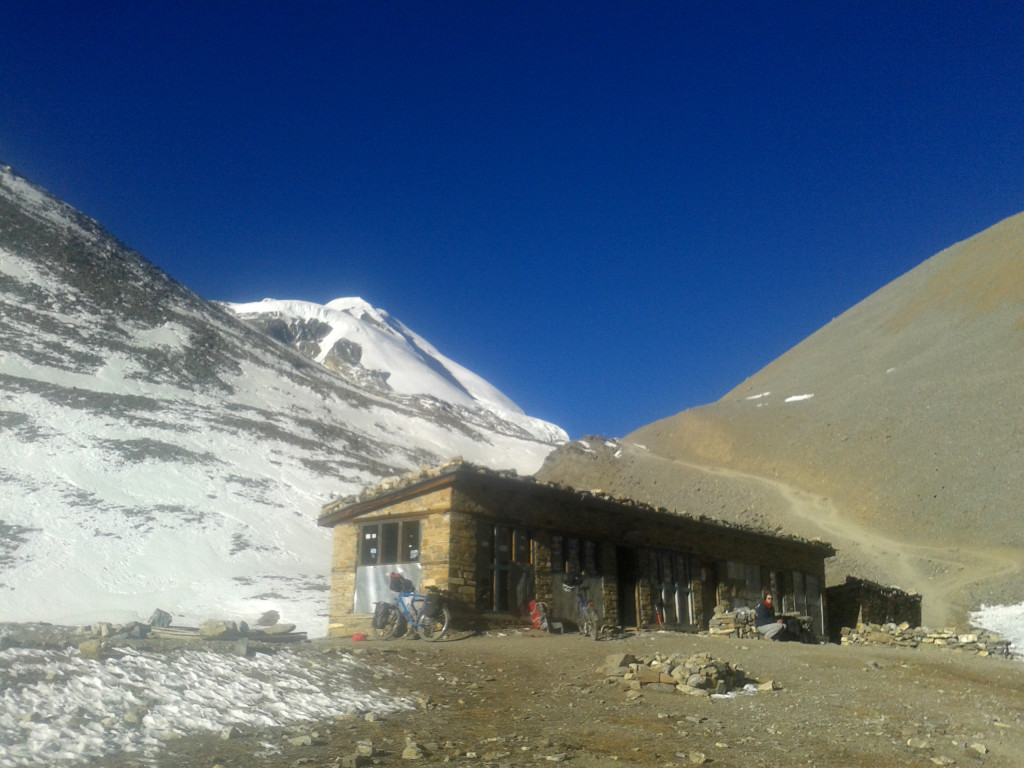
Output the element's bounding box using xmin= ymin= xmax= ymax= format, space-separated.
xmin=2 ymin=2 xmax=1022 ymax=439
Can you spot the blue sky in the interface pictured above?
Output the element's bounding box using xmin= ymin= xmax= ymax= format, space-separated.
xmin=2 ymin=2 xmax=1022 ymax=439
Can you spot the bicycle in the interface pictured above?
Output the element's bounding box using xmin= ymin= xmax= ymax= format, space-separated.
xmin=372 ymin=572 xmax=452 ymax=641
xmin=563 ymin=573 xmax=601 ymax=640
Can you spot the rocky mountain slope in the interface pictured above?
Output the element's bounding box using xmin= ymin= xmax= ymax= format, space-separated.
xmin=222 ymin=297 xmax=563 ymax=445
xmin=0 ymin=165 xmax=565 ymax=633
xmin=539 ymin=212 xmax=1024 ymax=627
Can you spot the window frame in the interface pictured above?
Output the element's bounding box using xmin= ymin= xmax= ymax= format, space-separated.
xmin=358 ymin=519 xmax=421 ymax=566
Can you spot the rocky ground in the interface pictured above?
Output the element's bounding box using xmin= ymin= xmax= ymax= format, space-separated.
xmin=15 ymin=626 xmax=1021 ymax=768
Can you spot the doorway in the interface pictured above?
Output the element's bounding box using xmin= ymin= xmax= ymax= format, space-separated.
xmin=616 ymin=547 xmax=639 ymax=628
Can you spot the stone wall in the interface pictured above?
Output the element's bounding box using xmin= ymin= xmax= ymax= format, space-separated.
xmin=325 ymin=487 xmax=452 ymax=637
xmin=826 ymin=577 xmax=922 ymax=643
xmin=446 ymin=510 xmax=478 ymax=609
xmin=840 ymin=622 xmax=1014 ymax=658
xmin=326 ymin=524 xmax=361 ymax=636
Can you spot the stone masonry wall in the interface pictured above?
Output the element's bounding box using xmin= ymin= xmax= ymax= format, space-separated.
xmin=840 ymin=622 xmax=1014 ymax=658
xmin=325 ymin=487 xmax=453 ymax=637
xmin=327 ymin=524 xmax=360 ymax=636
xmin=446 ymin=510 xmax=477 ymax=610
xmin=825 ymin=577 xmax=922 ymax=644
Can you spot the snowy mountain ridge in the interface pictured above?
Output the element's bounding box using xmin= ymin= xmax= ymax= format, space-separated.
xmin=224 ymin=297 xmax=562 ymax=444
xmin=0 ymin=165 xmax=566 ymax=635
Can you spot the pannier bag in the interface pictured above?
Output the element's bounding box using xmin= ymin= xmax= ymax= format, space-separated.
xmin=388 ymin=573 xmax=415 ymax=593
xmin=421 ymin=590 xmax=442 ymax=618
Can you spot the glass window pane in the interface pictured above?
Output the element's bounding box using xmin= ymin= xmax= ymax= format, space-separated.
xmin=380 ymin=522 xmax=399 ymax=565
xmin=402 ymin=521 xmax=421 ymax=562
xmin=494 ymin=526 xmax=511 ymax=565
xmin=551 ymin=536 xmax=564 ymax=573
xmin=360 ymin=525 xmax=379 ymax=566
xmin=513 ymin=528 xmax=531 ymax=563
xmin=567 ymin=537 xmax=581 ymax=574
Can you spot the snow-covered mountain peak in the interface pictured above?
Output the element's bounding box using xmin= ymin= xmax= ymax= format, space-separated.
xmin=0 ymin=166 xmax=566 ymax=634
xmin=325 ymin=295 xmax=380 ymax=316
xmin=224 ymin=297 xmax=565 ymax=444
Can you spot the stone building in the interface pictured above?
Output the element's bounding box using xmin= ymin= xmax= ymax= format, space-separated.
xmin=318 ymin=460 xmax=835 ymax=638
xmin=825 ymin=576 xmax=923 ymax=643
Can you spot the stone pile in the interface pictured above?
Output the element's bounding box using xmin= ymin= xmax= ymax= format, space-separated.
xmin=0 ymin=610 xmax=308 ymax=660
xmin=840 ymin=622 xmax=1014 ymax=658
xmin=707 ymin=609 xmax=759 ymax=640
xmin=601 ymin=651 xmax=780 ymax=698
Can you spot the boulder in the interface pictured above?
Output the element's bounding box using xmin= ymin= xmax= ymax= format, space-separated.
xmin=199 ymin=620 xmax=241 ymax=639
xmin=78 ymin=639 xmax=105 ymax=660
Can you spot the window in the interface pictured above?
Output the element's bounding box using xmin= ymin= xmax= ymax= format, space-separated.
xmin=651 ymin=550 xmax=696 ymax=626
xmin=478 ymin=523 xmax=534 ymax=613
xmin=551 ymin=535 xmax=601 ymax=576
xmin=359 ymin=520 xmax=421 ymax=566
xmin=725 ymin=561 xmax=761 ymax=608
xmin=791 ymin=571 xmax=807 ymax=614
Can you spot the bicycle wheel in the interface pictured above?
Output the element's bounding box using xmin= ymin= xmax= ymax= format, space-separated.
xmin=585 ymin=606 xmax=601 ymax=640
xmin=371 ymin=602 xmax=401 ymax=640
xmin=416 ymin=604 xmax=451 ymax=642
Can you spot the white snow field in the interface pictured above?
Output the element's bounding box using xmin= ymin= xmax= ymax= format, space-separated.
xmin=0 ymin=643 xmax=412 ymax=767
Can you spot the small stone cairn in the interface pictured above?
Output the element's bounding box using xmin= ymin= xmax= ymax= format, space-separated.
xmin=840 ymin=622 xmax=1014 ymax=658
xmin=707 ymin=607 xmax=759 ymax=640
xmin=601 ymin=651 xmax=780 ymax=698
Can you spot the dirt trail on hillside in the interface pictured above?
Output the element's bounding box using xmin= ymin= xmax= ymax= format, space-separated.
xmin=651 ymin=451 xmax=1019 ymax=627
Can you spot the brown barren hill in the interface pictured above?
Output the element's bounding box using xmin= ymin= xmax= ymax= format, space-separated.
xmin=539 ymin=212 xmax=1024 ymax=627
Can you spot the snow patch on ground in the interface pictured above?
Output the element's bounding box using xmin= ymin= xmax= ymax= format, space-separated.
xmin=971 ymin=601 xmax=1024 ymax=655
xmin=0 ymin=645 xmax=412 ymax=767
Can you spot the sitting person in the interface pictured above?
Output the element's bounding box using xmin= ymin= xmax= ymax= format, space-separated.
xmin=754 ymin=593 xmax=787 ymax=640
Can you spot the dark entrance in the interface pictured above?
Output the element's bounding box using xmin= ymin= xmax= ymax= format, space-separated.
xmin=700 ymin=562 xmax=718 ymax=629
xmin=616 ymin=547 xmax=639 ymax=628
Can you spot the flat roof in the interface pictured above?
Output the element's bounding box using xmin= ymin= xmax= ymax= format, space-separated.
xmin=318 ymin=459 xmax=835 ymax=557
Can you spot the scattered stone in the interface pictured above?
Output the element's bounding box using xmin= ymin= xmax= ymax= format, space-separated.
xmin=970 ymin=742 xmax=989 ymax=755
xmin=907 ymin=737 xmax=930 ymax=749
xmin=401 ymin=738 xmax=423 ymax=759
xmin=288 ymin=734 xmax=313 ymax=747
xmin=221 ymin=726 xmax=243 ymax=740
xmin=261 ymin=623 xmax=298 ymax=636
xmin=257 ymin=610 xmax=281 ymax=626
xmin=123 ymin=706 xmax=148 ymax=724
xmin=842 ymin=622 xmax=1013 ymax=657
xmin=605 ymin=653 xmax=637 ymax=668
xmin=148 ymin=609 xmax=173 ymax=628
xmin=78 ymin=639 xmax=105 ymax=660
xmin=199 ymin=620 xmax=241 ymax=639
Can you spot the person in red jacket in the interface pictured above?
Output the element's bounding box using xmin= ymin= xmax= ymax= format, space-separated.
xmin=754 ymin=593 xmax=786 ymax=640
